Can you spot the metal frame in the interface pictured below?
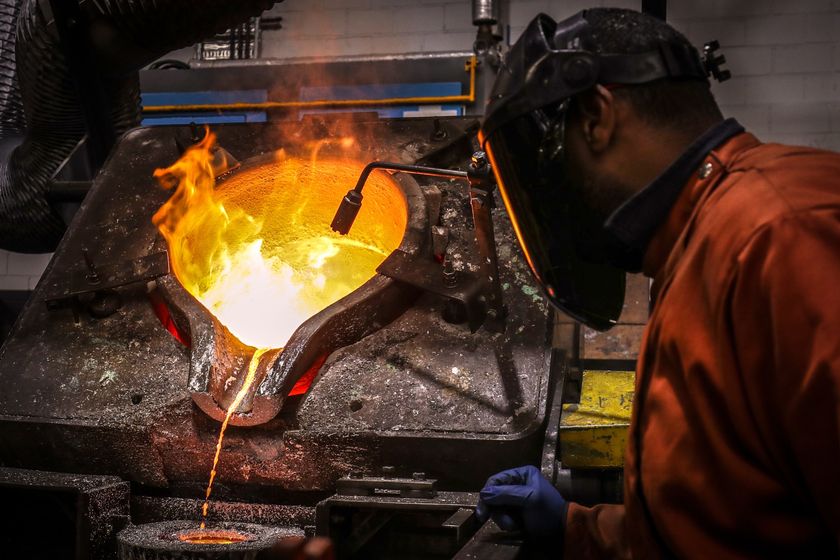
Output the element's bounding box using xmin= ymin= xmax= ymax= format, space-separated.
xmin=140 ymin=52 xmax=486 ymax=118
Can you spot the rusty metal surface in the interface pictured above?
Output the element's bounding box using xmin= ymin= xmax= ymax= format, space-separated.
xmin=559 ymin=369 xmax=634 ymax=468
xmin=0 ymin=117 xmax=552 ymax=497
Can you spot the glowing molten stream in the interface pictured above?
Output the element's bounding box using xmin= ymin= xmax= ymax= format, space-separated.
xmin=152 ymin=132 xmax=408 ymax=349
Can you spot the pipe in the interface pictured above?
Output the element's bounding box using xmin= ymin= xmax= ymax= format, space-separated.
xmin=472 ymin=0 xmax=498 ymax=25
xmin=330 ymin=162 xmax=467 ymax=236
xmin=0 ymin=0 xmax=276 ymax=253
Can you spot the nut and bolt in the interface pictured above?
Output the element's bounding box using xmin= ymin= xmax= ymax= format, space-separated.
xmin=431 ymin=118 xmax=448 ymax=141
xmin=82 ymin=249 xmax=100 ymax=285
xmin=442 ymin=257 xmax=458 ymax=288
xmin=470 ymin=151 xmax=488 ymax=168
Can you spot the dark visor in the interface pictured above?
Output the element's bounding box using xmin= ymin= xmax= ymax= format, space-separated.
xmin=482 ymin=119 xmax=625 ymax=331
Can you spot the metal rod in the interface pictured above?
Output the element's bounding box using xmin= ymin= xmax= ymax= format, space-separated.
xmin=351 ymin=162 xmax=468 ymax=194
xmin=469 ymin=187 xmax=505 ymax=328
xmin=472 ymin=0 xmax=499 ymax=25
xmin=244 ymin=20 xmax=252 ymax=59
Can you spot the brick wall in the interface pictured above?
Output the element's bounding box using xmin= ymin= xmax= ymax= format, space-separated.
xmin=3 ymin=0 xmax=838 ymax=289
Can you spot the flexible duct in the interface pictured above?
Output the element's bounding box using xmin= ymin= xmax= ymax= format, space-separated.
xmin=0 ymin=0 xmax=276 ymax=253
xmin=0 ymin=0 xmax=23 ymax=136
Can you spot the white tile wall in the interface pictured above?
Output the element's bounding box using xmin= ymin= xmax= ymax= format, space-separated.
xmin=256 ymin=0 xmax=840 ymax=149
xmin=5 ymin=0 xmax=840 ymax=289
xmin=0 ymin=250 xmax=50 ymax=291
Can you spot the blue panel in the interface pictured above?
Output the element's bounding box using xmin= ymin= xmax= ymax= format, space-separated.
xmin=298 ymin=104 xmax=463 ymax=119
xmin=141 ymin=112 xmax=267 ymax=126
xmin=141 ymin=89 xmax=268 ymax=107
xmin=299 ymin=82 xmax=462 ymax=101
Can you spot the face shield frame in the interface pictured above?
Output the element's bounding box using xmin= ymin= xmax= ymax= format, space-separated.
xmin=480 ymin=10 xmax=711 ymax=330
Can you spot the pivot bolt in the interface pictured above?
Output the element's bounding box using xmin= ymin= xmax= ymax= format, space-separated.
xmin=442 ymin=256 xmax=458 ymax=289
xmin=470 ymin=151 xmax=488 ymax=169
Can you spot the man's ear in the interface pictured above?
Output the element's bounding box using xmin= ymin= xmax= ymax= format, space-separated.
xmin=574 ymin=84 xmax=616 ymax=153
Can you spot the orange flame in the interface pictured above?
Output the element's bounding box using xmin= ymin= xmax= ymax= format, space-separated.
xmin=152 ymin=129 xmax=407 ymax=350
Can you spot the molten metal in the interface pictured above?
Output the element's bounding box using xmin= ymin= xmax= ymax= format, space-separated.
xmin=152 ymin=131 xmax=407 ymax=349
xmin=200 ymin=348 xmax=267 ymax=529
xmin=177 ymin=528 xmax=251 ymax=545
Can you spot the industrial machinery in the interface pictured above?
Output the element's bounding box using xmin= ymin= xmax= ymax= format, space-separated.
xmin=0 ymin=1 xmax=647 ymax=558
xmin=0 ymin=113 xmax=641 ymax=560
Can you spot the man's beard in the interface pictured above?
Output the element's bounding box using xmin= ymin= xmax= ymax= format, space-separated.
xmin=560 ymin=159 xmax=640 ymax=269
xmin=566 ymin=160 xmax=637 ymax=226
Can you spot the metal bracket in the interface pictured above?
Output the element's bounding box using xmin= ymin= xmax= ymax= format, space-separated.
xmin=416 ymin=119 xmax=481 ymax=168
xmin=703 ymin=40 xmax=731 ymax=83
xmin=317 ymin=479 xmax=479 ymax=558
xmin=44 ymin=251 xmax=170 ymax=322
xmin=336 ymin=472 xmax=438 ymax=499
xmin=466 ymin=152 xmax=507 ymax=332
xmin=344 ymin=152 xmax=507 ymax=333
xmin=377 ymin=249 xmax=486 ymax=332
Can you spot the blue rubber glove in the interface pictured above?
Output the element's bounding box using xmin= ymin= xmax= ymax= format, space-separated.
xmin=475 ymin=465 xmax=568 ymax=537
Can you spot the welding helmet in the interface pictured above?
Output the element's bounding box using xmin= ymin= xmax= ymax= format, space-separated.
xmin=481 ymin=11 xmax=710 ymax=330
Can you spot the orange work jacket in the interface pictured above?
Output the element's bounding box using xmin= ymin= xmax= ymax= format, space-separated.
xmin=564 ymin=132 xmax=840 ymax=558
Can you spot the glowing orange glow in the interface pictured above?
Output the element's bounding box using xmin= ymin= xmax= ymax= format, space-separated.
xmin=152 ymin=130 xmax=407 ymax=349
xmin=307 ymin=136 xmax=356 ymax=165
xmin=178 ymin=528 xmax=250 ymax=545
xmin=200 ymin=348 xmax=267 ymax=529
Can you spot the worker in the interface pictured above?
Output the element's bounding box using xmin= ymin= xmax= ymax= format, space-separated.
xmin=475 ymin=7 xmax=840 ymax=558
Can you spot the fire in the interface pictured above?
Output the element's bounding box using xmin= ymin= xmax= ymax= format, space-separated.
xmin=152 ymin=130 xmax=407 ymax=350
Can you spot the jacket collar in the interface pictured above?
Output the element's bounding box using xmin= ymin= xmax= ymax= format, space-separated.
xmin=642 ymin=130 xmax=763 ymax=282
xmin=603 ymin=119 xmax=744 ymax=272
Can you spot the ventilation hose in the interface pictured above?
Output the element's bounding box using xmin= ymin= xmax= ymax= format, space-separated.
xmin=0 ymin=0 xmax=276 ymax=252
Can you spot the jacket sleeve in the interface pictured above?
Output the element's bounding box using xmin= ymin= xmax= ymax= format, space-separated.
xmin=563 ymin=502 xmax=631 ymax=559
xmin=729 ymin=209 xmax=840 ymax=550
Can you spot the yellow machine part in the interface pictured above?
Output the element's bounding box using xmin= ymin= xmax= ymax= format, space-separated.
xmin=559 ymin=370 xmax=635 ymax=468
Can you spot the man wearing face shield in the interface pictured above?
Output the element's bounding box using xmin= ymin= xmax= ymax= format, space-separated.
xmin=476 ymin=7 xmax=840 ymax=559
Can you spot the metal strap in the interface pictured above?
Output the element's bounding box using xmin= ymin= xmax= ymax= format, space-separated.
xmin=599 ymin=44 xmax=708 ymax=85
